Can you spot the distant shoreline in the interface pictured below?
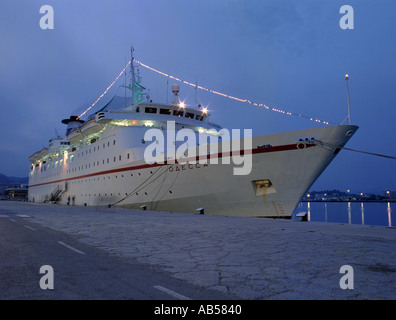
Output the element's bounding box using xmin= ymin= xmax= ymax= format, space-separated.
xmin=301 ymin=199 xmax=395 ymax=203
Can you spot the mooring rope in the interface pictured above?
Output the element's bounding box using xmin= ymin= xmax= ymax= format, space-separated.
xmin=319 ymin=141 xmax=396 ymax=160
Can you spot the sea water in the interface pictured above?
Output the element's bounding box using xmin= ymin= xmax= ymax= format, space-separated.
xmin=292 ymin=201 xmax=394 ymax=227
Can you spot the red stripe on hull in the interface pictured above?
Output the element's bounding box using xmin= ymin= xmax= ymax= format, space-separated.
xmin=29 ymin=143 xmax=314 ymax=188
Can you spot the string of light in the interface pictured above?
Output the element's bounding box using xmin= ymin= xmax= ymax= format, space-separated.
xmin=134 ymin=58 xmax=334 ymax=125
xmin=78 ymin=60 xmax=131 ymax=119
xmin=78 ymin=57 xmax=333 ymax=125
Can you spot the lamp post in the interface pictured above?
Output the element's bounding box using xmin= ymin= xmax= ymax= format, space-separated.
xmin=345 ymin=74 xmax=351 ymax=125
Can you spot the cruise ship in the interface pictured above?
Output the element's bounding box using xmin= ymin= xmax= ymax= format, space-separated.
xmin=28 ymin=50 xmax=358 ymax=218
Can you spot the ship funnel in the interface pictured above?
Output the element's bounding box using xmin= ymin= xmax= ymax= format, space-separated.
xmin=171 ymin=83 xmax=180 ymax=105
xmin=61 ymin=116 xmax=85 ymax=136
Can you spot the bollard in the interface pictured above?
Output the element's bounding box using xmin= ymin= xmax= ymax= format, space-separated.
xmin=296 ymin=212 xmax=308 ymax=221
xmin=196 ymin=207 xmax=204 ymax=215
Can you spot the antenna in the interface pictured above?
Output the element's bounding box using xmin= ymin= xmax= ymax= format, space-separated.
xmin=345 ymin=74 xmax=351 ymax=125
xmin=124 ymin=56 xmax=127 ymax=108
xmin=166 ymin=75 xmax=169 ymax=104
xmin=195 ymin=81 xmax=198 ymax=106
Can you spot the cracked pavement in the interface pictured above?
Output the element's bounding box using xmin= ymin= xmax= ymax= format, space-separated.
xmin=2 ymin=201 xmax=395 ymax=299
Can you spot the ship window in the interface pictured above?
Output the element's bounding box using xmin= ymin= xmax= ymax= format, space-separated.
xmin=185 ymin=112 xmax=195 ymax=119
xmin=114 ymin=156 xmax=116 ymax=162
xmin=173 ymin=110 xmax=184 ymax=117
xmin=145 ymin=107 xmax=157 ymax=113
xmin=160 ymin=108 xmax=172 ymax=115
xmin=196 ymin=114 xmax=204 ymax=121
xmin=119 ymin=155 xmax=121 ymax=161
xmin=127 ymin=153 xmax=130 ymax=160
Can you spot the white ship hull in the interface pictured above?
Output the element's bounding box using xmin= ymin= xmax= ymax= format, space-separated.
xmin=28 ymin=124 xmax=358 ymax=218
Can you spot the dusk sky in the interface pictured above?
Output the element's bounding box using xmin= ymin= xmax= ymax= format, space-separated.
xmin=0 ymin=0 xmax=395 ymax=194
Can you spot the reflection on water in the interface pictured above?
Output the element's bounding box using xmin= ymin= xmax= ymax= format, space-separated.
xmin=294 ymin=202 xmax=393 ymax=227
xmin=388 ymin=202 xmax=392 ymax=227
xmin=361 ymin=203 xmax=364 ymax=225
xmin=347 ymin=202 xmax=351 ymax=225
xmin=324 ymin=202 xmax=327 ymax=222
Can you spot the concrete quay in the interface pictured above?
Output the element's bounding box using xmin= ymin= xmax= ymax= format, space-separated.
xmin=1 ymin=201 xmax=395 ymax=299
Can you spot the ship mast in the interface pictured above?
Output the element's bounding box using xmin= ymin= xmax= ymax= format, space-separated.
xmin=124 ymin=47 xmax=145 ymax=106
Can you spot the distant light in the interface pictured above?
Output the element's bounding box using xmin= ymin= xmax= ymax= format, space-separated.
xmin=202 ymin=107 xmax=208 ymax=114
xmin=179 ymin=102 xmax=185 ymax=108
xmin=345 ymin=74 xmax=349 ymax=80
xmin=144 ymin=121 xmax=154 ymax=127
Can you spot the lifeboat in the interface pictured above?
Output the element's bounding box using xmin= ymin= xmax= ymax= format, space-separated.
xmin=80 ymin=118 xmax=103 ymax=136
xmin=66 ymin=128 xmax=84 ymax=144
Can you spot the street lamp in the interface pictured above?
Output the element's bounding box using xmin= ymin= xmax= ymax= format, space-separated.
xmin=345 ymin=74 xmax=351 ymax=125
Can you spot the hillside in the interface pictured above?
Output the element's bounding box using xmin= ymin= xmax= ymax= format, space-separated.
xmin=0 ymin=173 xmax=28 ymax=184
